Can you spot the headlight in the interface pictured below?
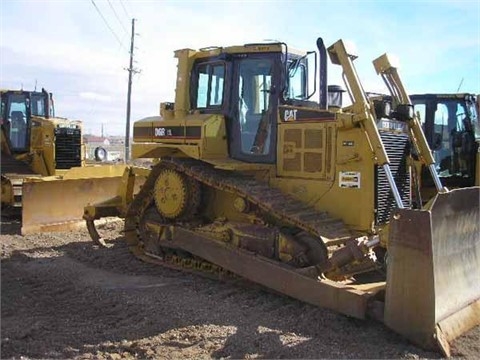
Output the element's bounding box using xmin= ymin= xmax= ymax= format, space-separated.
xmin=373 ymin=100 xmax=392 ymax=119
xmin=393 ymin=104 xmax=414 ymax=122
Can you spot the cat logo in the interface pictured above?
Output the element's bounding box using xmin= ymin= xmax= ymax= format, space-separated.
xmin=284 ymin=109 xmax=297 ymax=121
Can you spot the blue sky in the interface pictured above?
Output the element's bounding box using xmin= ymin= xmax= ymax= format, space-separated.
xmin=1 ymin=0 xmax=479 ymax=136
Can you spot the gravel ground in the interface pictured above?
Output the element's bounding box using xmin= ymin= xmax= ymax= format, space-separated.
xmin=1 ymin=216 xmax=478 ymax=359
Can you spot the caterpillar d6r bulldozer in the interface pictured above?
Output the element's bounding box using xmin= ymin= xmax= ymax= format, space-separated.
xmin=84 ymin=38 xmax=480 ymax=356
xmin=1 ymin=88 xmax=127 ymax=234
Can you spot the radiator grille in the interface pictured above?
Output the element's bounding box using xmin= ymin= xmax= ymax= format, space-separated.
xmin=304 ymin=129 xmax=322 ymax=148
xmin=375 ymin=131 xmax=411 ymax=225
xmin=283 ymin=153 xmax=302 ymax=172
xmin=55 ymin=127 xmax=82 ymax=169
xmin=304 ymin=152 xmax=322 ymax=173
xmin=284 ymin=129 xmax=302 ymax=147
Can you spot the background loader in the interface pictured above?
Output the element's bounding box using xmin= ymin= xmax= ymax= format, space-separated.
xmin=411 ymin=93 xmax=479 ymax=194
xmin=84 ymin=38 xmax=479 ymax=356
xmin=0 ymin=88 xmax=129 ymax=234
xmin=372 ymin=92 xmax=480 ymax=202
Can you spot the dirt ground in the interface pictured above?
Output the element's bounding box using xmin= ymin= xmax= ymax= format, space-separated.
xmin=1 ymin=217 xmax=479 ymax=359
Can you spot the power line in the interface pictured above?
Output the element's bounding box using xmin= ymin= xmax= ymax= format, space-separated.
xmin=106 ymin=0 xmax=129 ymax=36
xmin=90 ymin=0 xmax=127 ymax=51
xmin=118 ymin=0 xmax=131 ymax=21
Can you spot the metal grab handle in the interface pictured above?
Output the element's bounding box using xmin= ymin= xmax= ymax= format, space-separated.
xmin=383 ymin=164 xmax=405 ymax=209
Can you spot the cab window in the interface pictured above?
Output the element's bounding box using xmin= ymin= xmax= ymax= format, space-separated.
xmin=434 ymin=103 xmax=448 ymax=128
xmin=7 ymin=94 xmax=28 ymax=149
xmin=31 ymin=94 xmax=46 ymax=116
xmin=195 ymin=63 xmax=225 ymax=108
xmin=287 ymin=63 xmax=306 ymax=100
xmin=413 ymin=103 xmax=426 ymax=125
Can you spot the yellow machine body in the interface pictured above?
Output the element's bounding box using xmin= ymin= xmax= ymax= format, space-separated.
xmin=133 ymin=110 xmax=382 ymax=234
xmin=84 ymin=39 xmax=480 ymax=356
xmin=20 ymin=164 xmax=130 ymax=234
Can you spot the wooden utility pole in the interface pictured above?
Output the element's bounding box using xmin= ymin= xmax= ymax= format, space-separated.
xmin=125 ymin=18 xmax=136 ymax=162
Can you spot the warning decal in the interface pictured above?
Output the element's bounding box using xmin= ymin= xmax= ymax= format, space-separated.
xmin=339 ymin=171 xmax=361 ymax=188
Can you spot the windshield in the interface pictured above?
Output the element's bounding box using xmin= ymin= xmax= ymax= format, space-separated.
xmin=432 ymin=98 xmax=476 ymax=178
xmin=465 ymin=98 xmax=480 ymax=140
xmin=7 ymin=93 xmax=29 ymax=149
xmin=412 ymin=96 xmax=477 ymax=180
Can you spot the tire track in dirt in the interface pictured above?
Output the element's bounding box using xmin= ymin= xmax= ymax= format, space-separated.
xmin=1 ymin=218 xmax=478 ymax=359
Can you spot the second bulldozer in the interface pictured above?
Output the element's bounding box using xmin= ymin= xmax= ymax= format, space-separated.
xmin=411 ymin=93 xmax=480 ymax=199
xmin=84 ymin=38 xmax=480 ymax=356
xmin=371 ymin=91 xmax=480 ymax=203
xmin=1 ymin=88 xmax=128 ymax=234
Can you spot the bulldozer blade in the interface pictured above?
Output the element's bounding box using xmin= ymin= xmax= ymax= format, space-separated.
xmin=385 ymin=187 xmax=480 ymax=356
xmin=21 ymin=165 xmax=127 ymax=235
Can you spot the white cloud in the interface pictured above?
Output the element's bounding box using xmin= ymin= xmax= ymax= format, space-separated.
xmin=1 ymin=31 xmax=125 ymax=78
xmin=79 ymin=92 xmax=113 ymax=102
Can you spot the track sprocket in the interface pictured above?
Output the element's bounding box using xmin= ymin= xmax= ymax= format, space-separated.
xmin=153 ymin=168 xmax=200 ymax=219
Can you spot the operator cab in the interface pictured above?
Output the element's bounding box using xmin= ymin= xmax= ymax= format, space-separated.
xmin=190 ymin=42 xmax=319 ymax=164
xmin=0 ymin=89 xmax=53 ymax=152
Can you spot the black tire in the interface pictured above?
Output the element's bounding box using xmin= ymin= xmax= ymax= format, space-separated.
xmin=94 ymin=146 xmax=107 ymax=162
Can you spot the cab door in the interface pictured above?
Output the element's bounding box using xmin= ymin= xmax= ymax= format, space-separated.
xmin=228 ymin=54 xmax=280 ymax=164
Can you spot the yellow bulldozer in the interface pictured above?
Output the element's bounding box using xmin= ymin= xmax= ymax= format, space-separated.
xmin=83 ymin=38 xmax=479 ymax=356
xmin=411 ymin=93 xmax=480 ymax=194
xmin=0 ymin=88 xmax=129 ymax=233
xmin=371 ymin=92 xmax=480 ymax=204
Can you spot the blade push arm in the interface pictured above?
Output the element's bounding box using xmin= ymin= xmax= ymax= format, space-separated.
xmin=327 ymin=39 xmax=406 ymax=209
xmin=373 ymin=54 xmax=446 ymax=193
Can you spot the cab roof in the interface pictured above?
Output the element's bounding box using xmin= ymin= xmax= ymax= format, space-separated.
xmin=177 ymin=41 xmax=307 ymax=59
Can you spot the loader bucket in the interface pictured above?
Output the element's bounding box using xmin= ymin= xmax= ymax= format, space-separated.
xmin=385 ymin=187 xmax=480 ymax=356
xmin=21 ymin=165 xmax=127 ymax=235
